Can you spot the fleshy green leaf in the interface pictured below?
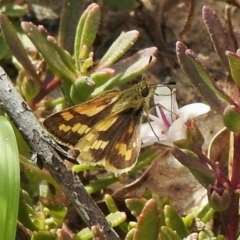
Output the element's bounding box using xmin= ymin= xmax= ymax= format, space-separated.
xmin=104 ymin=194 xmax=128 ymax=232
xmin=176 ymin=41 xmax=228 ymax=114
xmin=202 ymin=6 xmax=234 ymax=73
xmin=0 ymin=4 xmax=26 ymax=17
xmin=90 ymin=68 xmax=115 ymax=87
xmin=160 ymin=226 xmax=181 ymax=240
xmin=20 ymin=75 xmax=41 ymax=102
xmin=226 ymin=51 xmax=240 ymax=87
xmin=70 ymin=76 xmax=95 ymax=104
xmin=18 ymin=190 xmax=39 ymax=231
xmin=125 ymin=228 xmax=135 ymax=240
xmin=198 ymin=229 xmax=215 ymax=239
xmin=197 ymin=203 xmax=215 ymax=223
xmin=48 ymin=36 xmax=76 ymax=73
xmin=223 ymin=105 xmax=240 ymax=132
xmin=21 ymin=22 xmax=76 ymax=83
xmin=104 ymin=194 xmax=119 ymax=213
xmin=125 ymin=198 xmax=147 ymax=218
xmin=164 ymin=205 xmax=189 ymax=239
xmin=84 ymin=174 xmax=118 ymax=195
xmin=91 ymin=48 xmax=157 ymax=96
xmin=40 ymin=197 xmax=67 ymax=227
xmin=0 ymin=14 xmax=40 ymax=81
xmin=74 ymin=3 xmax=100 ymax=69
xmin=75 ymin=212 xmax=126 ymax=240
xmin=133 ymin=199 xmax=160 ymax=240
xmin=59 ymin=0 xmax=85 ymax=53
xmin=186 ymin=49 xmax=234 ymax=105
xmin=95 ymin=31 xmax=140 ymax=69
xmin=170 ymin=148 xmax=215 ymax=188
xmin=32 ymin=231 xmax=56 ymax=240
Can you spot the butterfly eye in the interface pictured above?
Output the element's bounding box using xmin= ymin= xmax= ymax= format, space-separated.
xmin=141 ymin=86 xmax=149 ymax=98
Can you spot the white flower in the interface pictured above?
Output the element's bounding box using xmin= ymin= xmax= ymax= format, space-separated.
xmin=141 ymin=86 xmax=210 ymax=147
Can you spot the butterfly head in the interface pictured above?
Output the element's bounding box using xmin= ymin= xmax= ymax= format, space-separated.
xmin=137 ymin=80 xmax=154 ymax=100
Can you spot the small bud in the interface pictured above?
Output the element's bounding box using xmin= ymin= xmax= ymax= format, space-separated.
xmin=173 ymin=120 xmax=204 ymax=149
xmin=70 ymin=76 xmax=95 ymax=104
xmin=207 ymin=182 xmax=231 ymax=212
xmin=80 ymin=55 xmax=94 ymax=73
xmin=223 ymin=105 xmax=240 ymax=132
xmin=20 ymin=76 xmax=40 ymax=102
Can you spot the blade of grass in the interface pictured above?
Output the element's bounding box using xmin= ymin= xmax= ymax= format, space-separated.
xmin=0 ymin=116 xmax=20 ymax=240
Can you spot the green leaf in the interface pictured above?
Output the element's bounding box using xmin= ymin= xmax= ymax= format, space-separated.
xmin=40 ymin=197 xmax=67 ymax=227
xmin=48 ymin=36 xmax=76 ymax=73
xmin=0 ymin=14 xmax=40 ymax=81
xmin=95 ymin=31 xmax=140 ymax=69
xmin=21 ymin=22 xmax=76 ymax=83
xmin=70 ymin=76 xmax=95 ymax=104
xmin=74 ymin=3 xmax=100 ymax=70
xmin=125 ymin=228 xmax=135 ymax=240
xmin=223 ymin=105 xmax=240 ymax=132
xmin=176 ymin=41 xmax=227 ymax=114
xmin=197 ymin=203 xmax=215 ymax=223
xmin=104 ymin=194 xmax=119 ymax=213
xmin=74 ymin=212 xmax=126 ymax=240
xmin=198 ymin=229 xmax=215 ymax=239
xmin=20 ymin=75 xmax=41 ymax=102
xmin=18 ymin=190 xmax=39 ymax=231
xmin=104 ymin=194 xmax=128 ymax=232
xmin=202 ymin=6 xmax=234 ymax=73
xmin=20 ymin=155 xmax=62 ymax=199
xmin=90 ymin=68 xmax=115 ymax=87
xmin=59 ymin=0 xmax=85 ymax=53
xmin=164 ymin=205 xmax=189 ymax=239
xmin=32 ymin=231 xmax=56 ymax=240
xmin=133 ymin=199 xmax=160 ymax=240
xmin=170 ymin=148 xmax=215 ymax=188
xmin=84 ymin=174 xmax=118 ymax=194
xmin=91 ymin=48 xmax=157 ymax=96
xmin=186 ymin=49 xmax=234 ymax=104
xmin=0 ymin=33 xmax=10 ymax=60
xmin=125 ymin=198 xmax=147 ymax=218
xmin=160 ymin=226 xmax=181 ymax=240
xmin=0 ymin=116 xmax=20 ymax=240
xmin=226 ymin=51 xmax=240 ymax=87
xmin=106 ymin=211 xmax=127 ymax=226
xmin=12 ymin=122 xmax=30 ymax=159
xmin=0 ymin=4 xmax=26 ymax=17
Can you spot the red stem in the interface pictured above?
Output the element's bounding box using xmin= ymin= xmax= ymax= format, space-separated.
xmin=223 ymin=132 xmax=240 ymax=239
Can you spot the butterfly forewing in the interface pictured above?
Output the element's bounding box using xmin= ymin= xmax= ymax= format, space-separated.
xmin=43 ymin=80 xmax=154 ymax=173
xmin=43 ymin=91 xmax=120 ymax=147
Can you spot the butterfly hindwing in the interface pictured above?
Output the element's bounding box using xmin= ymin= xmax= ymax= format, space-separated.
xmin=76 ymin=110 xmax=142 ymax=173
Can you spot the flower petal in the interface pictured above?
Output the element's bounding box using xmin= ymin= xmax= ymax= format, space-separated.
xmin=167 ymin=118 xmax=187 ymax=142
xmin=178 ymin=103 xmax=210 ymax=122
xmin=141 ymin=122 xmax=168 ymax=147
xmin=155 ymin=87 xmax=179 ymax=123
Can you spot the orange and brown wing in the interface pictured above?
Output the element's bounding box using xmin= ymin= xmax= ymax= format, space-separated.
xmin=43 ymin=91 xmax=120 ymax=147
xmin=76 ymin=109 xmax=143 ymax=173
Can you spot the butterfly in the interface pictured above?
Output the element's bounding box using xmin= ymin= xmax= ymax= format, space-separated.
xmin=43 ymin=80 xmax=154 ymax=173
